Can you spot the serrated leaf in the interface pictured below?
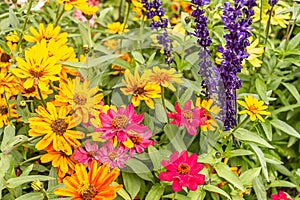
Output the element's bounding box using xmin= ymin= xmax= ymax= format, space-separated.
xmin=240 ymin=167 xmax=261 ymax=186
xmin=215 ymin=162 xmax=244 ymax=191
xmin=145 ymin=184 xmax=164 ymax=200
xmin=204 ymin=185 xmax=231 ymax=200
xmin=269 ymin=180 xmax=297 ymax=188
xmin=235 ymin=128 xmax=274 ymax=149
xmin=282 ymin=82 xmax=300 ymax=103
xmin=125 ymin=158 xmax=154 ymax=182
xmin=249 ymin=143 xmax=269 ymax=182
xmin=164 ymin=124 xmax=187 ymax=152
xmin=122 ymin=172 xmax=141 ymax=199
xmin=271 ymin=119 xmax=300 ymax=139
xmin=6 ymin=175 xmax=54 ymax=188
xmin=223 ymin=149 xmax=254 ymax=158
xmin=15 ymin=192 xmax=43 ymax=200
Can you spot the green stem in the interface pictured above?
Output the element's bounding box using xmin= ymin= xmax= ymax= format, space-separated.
xmin=231 ymin=115 xmax=250 ymax=135
xmin=4 ymin=136 xmax=40 ymax=155
xmin=19 ymin=155 xmax=42 ymax=166
xmin=16 ymin=0 xmax=34 ymax=54
xmin=120 ymin=2 xmax=131 ymax=49
xmin=284 ymin=19 xmax=296 ymax=51
xmin=54 ymin=5 xmax=65 ymax=26
xmin=37 ymin=85 xmax=47 ymax=108
xmin=258 ymin=0 xmax=263 ymax=42
xmin=87 ymin=20 xmax=94 ymax=58
xmin=160 ymin=85 xmax=168 ymax=121
xmin=139 ymin=14 xmax=145 ymax=53
xmin=262 ymin=5 xmax=274 ymax=62
xmin=118 ymin=0 xmax=124 ymax=22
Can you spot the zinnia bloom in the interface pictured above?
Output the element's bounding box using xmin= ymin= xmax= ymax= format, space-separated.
xmin=120 ymin=67 xmax=161 ymax=109
xmin=237 ymin=95 xmax=271 ymax=122
xmin=271 ymin=191 xmax=291 ymax=200
xmin=106 ymin=22 xmax=129 ymax=34
xmin=54 ymin=160 xmax=122 ymax=199
xmin=74 ymin=141 xmax=101 ymax=169
xmin=122 ymin=129 xmax=155 ymax=154
xmin=0 ymin=98 xmax=18 ymax=128
xmin=144 ymin=66 xmax=183 ymax=91
xmin=98 ymin=142 xmax=131 ymax=169
xmin=12 ymin=40 xmax=61 ymax=91
xmin=168 ymin=100 xmax=207 ymax=135
xmin=28 ymin=102 xmax=84 ymax=155
xmin=158 ymin=151 xmax=205 ymax=192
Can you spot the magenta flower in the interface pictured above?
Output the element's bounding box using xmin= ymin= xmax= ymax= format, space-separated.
xmin=271 ymin=191 xmax=291 ymax=200
xmin=167 ymin=100 xmax=207 ymax=135
xmin=158 ymin=151 xmax=205 ymax=192
xmin=73 ymin=141 xmax=101 ymax=168
xmin=98 ymin=142 xmax=131 ymax=169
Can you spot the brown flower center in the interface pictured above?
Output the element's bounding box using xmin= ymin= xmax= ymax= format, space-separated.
xmin=80 ymin=184 xmax=98 ymax=200
xmin=183 ymin=110 xmax=193 ymax=120
xmin=73 ymin=93 xmax=87 ymax=105
xmin=29 ymin=69 xmax=43 ymax=78
xmin=133 ymin=86 xmax=145 ymax=95
xmin=130 ymin=134 xmax=142 ymax=145
xmin=108 ymin=152 xmax=119 ymax=160
xmin=51 ymin=118 xmax=68 ymax=135
xmin=0 ymin=106 xmax=8 ymax=115
xmin=177 ymin=163 xmax=191 ymax=175
xmin=111 ymin=115 xmax=128 ymax=129
xmin=24 ymin=86 xmax=36 ymax=93
xmin=0 ymin=53 xmax=10 ymax=62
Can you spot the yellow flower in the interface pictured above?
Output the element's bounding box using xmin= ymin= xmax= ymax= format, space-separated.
xmin=0 ymin=48 xmax=11 ymax=69
xmin=54 ymin=77 xmax=104 ymax=124
xmin=28 ymin=102 xmax=84 ymax=155
xmin=196 ymin=97 xmax=221 ymax=131
xmin=237 ymin=95 xmax=271 ymax=122
xmin=0 ymin=98 xmax=18 ymax=128
xmin=245 ymin=37 xmax=264 ymax=68
xmin=24 ymin=23 xmax=68 ymax=44
xmin=57 ymin=0 xmax=87 ymax=11
xmin=132 ymin=0 xmax=145 ymax=20
xmin=120 ymin=67 xmax=161 ymax=109
xmin=54 ymin=160 xmax=122 ymax=199
xmin=106 ymin=22 xmax=129 ymax=34
xmin=77 ymin=4 xmax=99 ymax=20
xmin=111 ymin=50 xmax=132 ymax=75
xmin=41 ymin=147 xmax=76 ymax=179
xmin=103 ymin=39 xmax=118 ymax=50
xmin=12 ymin=40 xmax=61 ymax=91
xmin=253 ymin=4 xmax=290 ymax=28
xmin=0 ymin=69 xmax=20 ymax=99
xmin=21 ymin=84 xmax=53 ymax=100
xmin=144 ymin=66 xmax=183 ymax=91
xmin=6 ymin=31 xmax=19 ymax=52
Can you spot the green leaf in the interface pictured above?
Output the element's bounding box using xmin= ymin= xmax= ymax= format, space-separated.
xmin=87 ymin=54 xmax=123 ymax=68
xmin=9 ymin=7 xmax=20 ymax=29
xmin=269 ymin=180 xmax=297 ymax=188
xmin=282 ymin=82 xmax=300 ymax=103
xmin=179 ymin=86 xmax=194 ymax=105
xmin=235 ymin=128 xmax=274 ymax=149
xmin=0 ymin=154 xmax=11 ymax=177
xmin=122 ymin=172 xmax=141 ymax=199
xmin=20 ymin=164 xmax=33 ymax=176
xmin=287 ymin=32 xmax=300 ymax=50
xmin=6 ymin=175 xmax=54 ymax=188
xmin=240 ymin=167 xmax=261 ymax=186
xmin=111 ymin=59 xmax=132 ymax=70
xmin=117 ymin=187 xmax=132 ymax=200
xmin=270 ymin=119 xmax=300 ymax=139
xmin=164 ymin=124 xmax=187 ymax=152
xmin=260 ymin=121 xmax=272 ymax=141
xmin=78 ymin=22 xmax=89 ymax=45
xmin=125 ymin=158 xmax=154 ymax=182
xmin=255 ymin=77 xmax=268 ymax=103
xmin=148 ymin=146 xmax=164 ymax=171
xmin=154 ymin=103 xmax=167 ymax=123
xmin=1 ymin=124 xmax=16 ymax=152
xmin=145 ymin=184 xmax=164 ymax=200
xmin=187 ymin=189 xmax=206 ymax=200
xmin=253 ymin=176 xmax=267 ymax=200
xmin=163 ymin=193 xmax=190 ymax=200
xmin=131 ymin=51 xmax=145 ymax=64
xmin=223 ymin=149 xmax=254 ymax=158
xmin=214 ymin=162 xmax=244 ymax=191
xmin=48 ymin=167 xmax=58 ymax=190
xmin=249 ymin=143 xmax=269 ymax=182
xmin=204 ymin=185 xmax=232 ymax=200
xmin=15 ymin=192 xmax=43 ymax=200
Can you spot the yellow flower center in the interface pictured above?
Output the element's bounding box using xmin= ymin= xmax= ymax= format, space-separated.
xmin=73 ymin=93 xmax=87 ymax=105
xmin=155 ymin=73 xmax=169 ymax=82
xmin=78 ymin=182 xmax=97 ymax=200
xmin=249 ymin=105 xmax=258 ymax=114
xmin=183 ymin=110 xmax=193 ymax=120
xmin=1 ymin=53 xmax=10 ymax=62
xmin=177 ymin=163 xmax=190 ymax=175
xmin=108 ymin=152 xmax=119 ymax=160
xmin=0 ymin=106 xmax=8 ymax=115
xmin=111 ymin=115 xmax=128 ymax=129
xmin=51 ymin=118 xmax=68 ymax=135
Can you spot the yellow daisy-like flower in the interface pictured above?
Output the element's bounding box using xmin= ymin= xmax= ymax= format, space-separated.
xmin=237 ymin=95 xmax=271 ymax=122
xmin=106 ymin=22 xmax=129 ymax=34
xmin=28 ymin=102 xmax=84 ymax=155
xmin=120 ymin=67 xmax=161 ymax=109
xmin=0 ymin=69 xmax=20 ymax=99
xmin=253 ymin=4 xmax=290 ymax=28
xmin=144 ymin=66 xmax=183 ymax=91
xmin=54 ymin=77 xmax=104 ymax=124
xmin=77 ymin=4 xmax=99 ymax=20
xmin=0 ymin=48 xmax=11 ymax=69
xmin=24 ymin=23 xmax=68 ymax=44
xmin=12 ymin=40 xmax=62 ymax=91
xmin=0 ymin=98 xmax=18 ymax=128
xmin=6 ymin=31 xmax=19 ymax=52
xmin=41 ymin=147 xmax=76 ymax=179
xmin=21 ymin=84 xmax=53 ymax=100
xmin=196 ymin=97 xmax=221 ymax=131
xmin=245 ymin=37 xmax=264 ymax=68
xmin=54 ymin=160 xmax=122 ymax=199
xmin=57 ymin=0 xmax=87 ymax=11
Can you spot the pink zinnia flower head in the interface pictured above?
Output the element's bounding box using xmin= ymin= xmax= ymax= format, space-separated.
xmin=97 ymin=104 xmax=145 ymax=142
xmin=167 ymin=100 xmax=207 ymax=135
xmin=98 ymin=142 xmax=131 ymax=168
xmin=158 ymin=150 xmax=205 ymax=192
xmin=73 ymin=141 xmax=101 ymax=168
xmin=271 ymin=191 xmax=291 ymax=200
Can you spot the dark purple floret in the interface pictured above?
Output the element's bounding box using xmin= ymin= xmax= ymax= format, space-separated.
xmin=268 ymin=0 xmax=278 ymax=6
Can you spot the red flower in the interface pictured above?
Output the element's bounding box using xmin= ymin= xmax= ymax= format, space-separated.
xmin=158 ymin=150 xmax=205 ymax=192
xmin=271 ymin=191 xmax=291 ymax=200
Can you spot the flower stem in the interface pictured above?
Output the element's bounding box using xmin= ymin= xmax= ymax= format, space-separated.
xmin=87 ymin=20 xmax=94 ymax=58
xmin=19 ymin=155 xmax=42 ymax=166
xmin=160 ymin=85 xmax=168 ymax=121
xmin=16 ymin=0 xmax=34 ymax=54
xmin=231 ymin=115 xmax=250 ymax=135
xmin=262 ymin=5 xmax=274 ymax=62
xmin=4 ymin=136 xmax=40 ymax=155
xmin=55 ymin=5 xmax=65 ymax=26
xmin=37 ymin=84 xmax=47 ymax=108
xmin=258 ymin=0 xmax=263 ymax=42
xmin=139 ymin=14 xmax=145 ymax=53
xmin=284 ymin=19 xmax=296 ymax=51
xmin=120 ymin=2 xmax=131 ymax=49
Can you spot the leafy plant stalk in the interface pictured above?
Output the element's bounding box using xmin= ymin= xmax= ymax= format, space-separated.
xmin=54 ymin=5 xmax=65 ymax=26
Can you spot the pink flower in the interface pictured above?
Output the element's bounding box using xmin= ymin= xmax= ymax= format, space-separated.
xmin=97 ymin=104 xmax=145 ymax=142
xmin=98 ymin=142 xmax=131 ymax=168
xmin=167 ymin=100 xmax=207 ymax=135
xmin=158 ymin=150 xmax=205 ymax=192
xmin=73 ymin=141 xmax=101 ymax=168
xmin=271 ymin=191 xmax=291 ymax=200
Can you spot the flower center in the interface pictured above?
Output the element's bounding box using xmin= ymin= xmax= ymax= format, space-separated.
xmin=130 ymin=134 xmax=142 ymax=145
xmin=133 ymin=86 xmax=145 ymax=95
xmin=0 ymin=53 xmax=10 ymax=62
xmin=88 ymin=151 xmax=95 ymax=157
xmin=73 ymin=93 xmax=87 ymax=105
xmin=249 ymin=105 xmax=258 ymax=114
xmin=0 ymin=106 xmax=8 ymax=115
xmin=29 ymin=69 xmax=43 ymax=78
xmin=78 ymin=182 xmax=97 ymax=200
xmin=177 ymin=163 xmax=191 ymax=175
xmin=183 ymin=110 xmax=193 ymax=120
xmin=51 ymin=118 xmax=68 ymax=135
xmin=111 ymin=115 xmax=128 ymax=129
xmin=155 ymin=73 xmax=168 ymax=82
xmin=24 ymin=86 xmax=36 ymax=93
xmin=108 ymin=152 xmax=119 ymax=160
